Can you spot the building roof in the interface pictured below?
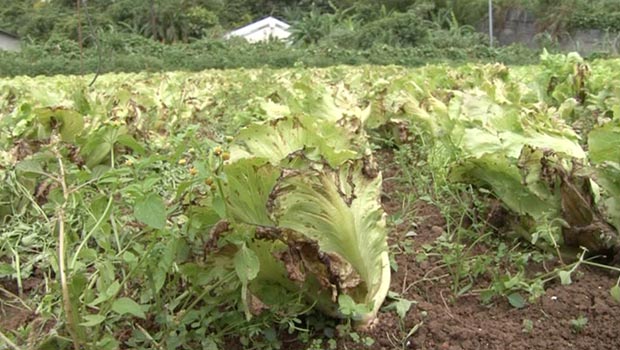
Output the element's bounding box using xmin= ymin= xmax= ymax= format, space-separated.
xmin=225 ymin=16 xmax=291 ymax=41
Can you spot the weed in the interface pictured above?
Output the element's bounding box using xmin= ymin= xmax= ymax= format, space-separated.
xmin=347 ymin=331 xmax=375 ymax=347
xmin=522 ymin=319 xmax=534 ymax=333
xmin=570 ymin=315 xmax=588 ymax=333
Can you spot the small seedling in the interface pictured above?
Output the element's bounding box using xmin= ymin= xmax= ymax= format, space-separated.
xmin=384 ymin=291 xmax=416 ymax=320
xmin=306 ymin=339 xmax=324 ymax=350
xmin=522 ymin=319 xmax=534 ymax=333
xmin=348 ymin=332 xmax=375 ymax=347
xmin=570 ymin=315 xmax=588 ymax=333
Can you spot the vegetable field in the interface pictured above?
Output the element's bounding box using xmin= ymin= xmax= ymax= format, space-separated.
xmin=1 ymin=51 xmax=620 ymax=350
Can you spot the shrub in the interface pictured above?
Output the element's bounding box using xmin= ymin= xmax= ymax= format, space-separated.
xmin=0 ymin=33 xmax=543 ymax=78
xmin=351 ymin=11 xmax=430 ymax=49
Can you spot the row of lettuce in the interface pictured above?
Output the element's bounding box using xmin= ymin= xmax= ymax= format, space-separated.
xmin=391 ymin=51 xmax=620 ymax=259
xmin=0 ymin=63 xmax=397 ymax=348
xmin=0 ymin=52 xmax=619 ymax=347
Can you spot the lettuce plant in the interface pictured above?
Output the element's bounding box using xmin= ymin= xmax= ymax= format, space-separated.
xmin=212 ymin=90 xmax=390 ymax=327
xmin=402 ymin=81 xmax=619 ymax=257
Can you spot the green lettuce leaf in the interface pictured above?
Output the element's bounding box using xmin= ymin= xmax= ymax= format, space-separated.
xmin=588 ymin=121 xmax=620 ymax=231
xmin=269 ymin=159 xmax=390 ymax=324
xmin=222 ymin=107 xmax=390 ymax=325
xmin=224 ymin=158 xmax=279 ymax=226
xmin=229 ymin=115 xmax=363 ymax=167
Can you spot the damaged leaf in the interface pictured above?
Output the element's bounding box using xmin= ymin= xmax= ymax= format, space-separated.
xmin=218 ymin=87 xmax=391 ymax=326
xmin=271 ymin=160 xmax=390 ymax=322
xmin=234 ymin=243 xmax=260 ymax=320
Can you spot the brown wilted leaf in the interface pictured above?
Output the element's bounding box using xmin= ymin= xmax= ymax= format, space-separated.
xmin=275 ymin=249 xmax=306 ymax=283
xmin=275 ymin=232 xmax=363 ymax=302
xmin=323 ymin=251 xmax=362 ymax=291
xmin=248 ymin=293 xmax=268 ymax=316
xmin=204 ymin=220 xmax=230 ymax=254
xmin=557 ymin=163 xmax=619 ymax=254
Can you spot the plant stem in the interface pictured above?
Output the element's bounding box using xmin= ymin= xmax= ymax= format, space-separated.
xmin=57 ymin=208 xmax=80 ymax=350
xmin=176 ymin=272 xmax=235 ymax=322
xmin=13 ymin=175 xmax=50 ymax=224
xmin=582 ymin=260 xmax=620 ymax=273
xmin=70 ymin=195 xmax=114 ymax=269
xmin=136 ymin=324 xmax=164 ymax=350
xmin=8 ymin=246 xmax=22 ymax=298
xmin=54 ymin=146 xmax=81 ymax=350
xmin=0 ymin=287 xmax=32 ymax=311
xmin=0 ymin=330 xmax=23 ymax=350
xmin=109 ymin=210 xmax=123 ymax=257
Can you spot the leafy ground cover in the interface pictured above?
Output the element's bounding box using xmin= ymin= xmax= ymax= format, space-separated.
xmin=1 ymin=53 xmax=620 ymax=350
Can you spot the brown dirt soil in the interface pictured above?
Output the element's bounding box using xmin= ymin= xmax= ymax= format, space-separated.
xmin=334 ymin=152 xmax=620 ymax=350
xmin=0 ymin=274 xmax=47 ymax=335
xmin=357 ymin=200 xmax=620 ymax=350
xmin=0 ymin=302 xmax=34 ymax=333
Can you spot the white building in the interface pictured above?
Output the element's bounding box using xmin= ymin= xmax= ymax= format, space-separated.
xmin=0 ymin=30 xmax=20 ymax=51
xmin=225 ymin=16 xmax=291 ymax=43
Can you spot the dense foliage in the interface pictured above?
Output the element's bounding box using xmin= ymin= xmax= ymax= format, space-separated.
xmin=399 ymin=51 xmax=620 ymax=257
xmin=2 ymin=0 xmax=619 ymax=43
xmin=1 ymin=53 xmax=620 ymax=349
xmin=0 ymin=37 xmax=539 ymax=77
xmin=2 ymin=0 xmax=619 ymax=76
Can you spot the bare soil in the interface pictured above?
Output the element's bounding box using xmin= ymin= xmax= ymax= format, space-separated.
xmin=346 ymin=152 xmax=620 ymax=350
xmin=0 ymin=262 xmax=58 ymax=343
xmin=0 ymin=275 xmax=42 ymax=336
xmin=362 ymin=199 xmax=620 ymax=350
xmin=0 ymin=302 xmax=33 ymax=333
